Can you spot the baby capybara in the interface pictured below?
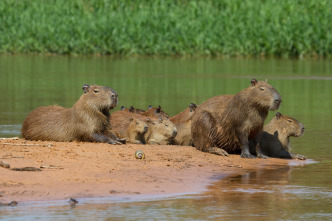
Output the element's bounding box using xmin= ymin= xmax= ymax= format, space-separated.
xmin=253 ymin=112 xmax=305 ymax=160
xmin=191 ymin=79 xmax=281 ymax=158
xmin=110 ymin=110 xmax=148 ymax=144
xmin=22 ymin=84 xmax=123 ymax=144
xmin=170 ymin=103 xmax=197 ymax=146
xmin=144 ymin=118 xmax=177 ymax=145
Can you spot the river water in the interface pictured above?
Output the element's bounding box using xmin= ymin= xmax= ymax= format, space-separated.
xmin=0 ymin=55 xmax=332 ymax=220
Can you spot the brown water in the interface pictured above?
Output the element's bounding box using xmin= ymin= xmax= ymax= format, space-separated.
xmin=0 ymin=55 xmax=332 ymax=220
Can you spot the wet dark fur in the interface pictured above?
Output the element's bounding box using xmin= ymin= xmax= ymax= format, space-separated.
xmin=22 ymin=84 xmax=122 ymax=144
xmin=191 ymin=79 xmax=281 ymax=158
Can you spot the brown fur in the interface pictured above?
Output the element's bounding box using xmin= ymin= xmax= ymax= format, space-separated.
xmin=144 ymin=118 xmax=177 ymax=145
xmin=142 ymin=105 xmax=170 ymax=118
xmin=110 ymin=111 xmax=148 ymax=144
xmin=21 ymin=84 xmax=123 ymax=144
xmin=170 ymin=103 xmax=197 ymax=146
xmin=191 ymin=79 xmax=282 ymax=158
xmin=253 ymin=112 xmax=305 ymax=159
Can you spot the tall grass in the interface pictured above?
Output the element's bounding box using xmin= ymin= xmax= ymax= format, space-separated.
xmin=0 ymin=0 xmax=331 ymax=57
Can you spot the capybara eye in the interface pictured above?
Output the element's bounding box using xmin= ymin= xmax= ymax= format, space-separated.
xmin=165 ymin=124 xmax=168 ymax=127
xmin=287 ymin=120 xmax=293 ymax=123
xmin=260 ymin=87 xmax=265 ymax=91
xmin=94 ymin=90 xmax=99 ymax=93
xmin=111 ymin=94 xmax=115 ymax=98
xmin=136 ymin=122 xmax=139 ymax=124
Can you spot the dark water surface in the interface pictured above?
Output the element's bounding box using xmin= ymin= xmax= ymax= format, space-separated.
xmin=0 ymin=55 xmax=332 ymax=220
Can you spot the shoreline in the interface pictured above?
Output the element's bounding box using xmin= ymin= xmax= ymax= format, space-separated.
xmin=0 ymin=138 xmax=310 ymax=205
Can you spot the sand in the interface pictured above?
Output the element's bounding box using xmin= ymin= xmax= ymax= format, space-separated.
xmin=0 ymin=138 xmax=304 ymax=204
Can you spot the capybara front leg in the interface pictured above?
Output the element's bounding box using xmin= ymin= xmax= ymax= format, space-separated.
xmin=238 ymin=133 xmax=256 ymax=159
xmin=207 ymin=147 xmax=229 ymax=156
xmin=92 ymin=133 xmax=123 ymax=145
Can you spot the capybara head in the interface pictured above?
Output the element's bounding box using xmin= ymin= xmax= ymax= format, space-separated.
xmin=129 ymin=117 xmax=148 ymax=134
xmin=156 ymin=118 xmax=177 ymax=138
xmin=82 ymin=84 xmax=118 ymax=110
xmin=273 ymin=112 xmax=305 ymax=137
xmin=147 ymin=118 xmax=177 ymax=144
xmin=248 ymin=79 xmax=281 ymax=111
xmin=145 ymin=105 xmax=170 ymax=118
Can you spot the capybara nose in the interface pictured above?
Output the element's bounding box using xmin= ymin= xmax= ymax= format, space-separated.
xmin=172 ymin=130 xmax=177 ymax=137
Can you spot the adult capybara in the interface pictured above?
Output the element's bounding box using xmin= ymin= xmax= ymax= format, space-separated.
xmin=170 ymin=103 xmax=197 ymax=146
xmin=191 ymin=79 xmax=281 ymax=158
xmin=22 ymin=84 xmax=124 ymax=144
xmin=144 ymin=118 xmax=177 ymax=145
xmin=252 ymin=112 xmax=305 ymax=160
xmin=110 ymin=110 xmax=148 ymax=144
xmin=142 ymin=105 xmax=170 ymax=118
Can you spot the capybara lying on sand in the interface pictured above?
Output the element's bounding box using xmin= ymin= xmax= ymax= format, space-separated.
xmin=144 ymin=118 xmax=177 ymax=145
xmin=111 ymin=111 xmax=148 ymax=144
xmin=252 ymin=112 xmax=306 ymax=160
xmin=191 ymin=79 xmax=281 ymax=158
xmin=22 ymin=84 xmax=123 ymax=144
xmin=170 ymin=103 xmax=197 ymax=146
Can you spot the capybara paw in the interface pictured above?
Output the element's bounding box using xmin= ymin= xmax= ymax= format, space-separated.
xmin=207 ymin=147 xmax=229 ymax=156
xmin=257 ymin=154 xmax=268 ymax=159
xmin=108 ymin=139 xmax=123 ymax=145
xmin=292 ymin=154 xmax=306 ymax=160
xmin=240 ymin=152 xmax=256 ymax=159
xmin=116 ymin=138 xmax=126 ymax=144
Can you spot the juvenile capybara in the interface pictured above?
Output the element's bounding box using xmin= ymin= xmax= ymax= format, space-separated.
xmin=110 ymin=110 xmax=148 ymax=144
xmin=144 ymin=118 xmax=177 ymax=145
xmin=142 ymin=105 xmax=170 ymax=118
xmin=170 ymin=103 xmax=197 ymax=146
xmin=21 ymin=84 xmax=124 ymax=144
xmin=191 ymin=79 xmax=281 ymax=158
xmin=251 ymin=112 xmax=306 ymax=160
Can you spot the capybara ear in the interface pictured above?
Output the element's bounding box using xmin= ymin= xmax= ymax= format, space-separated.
xmin=121 ymin=105 xmax=126 ymax=111
xmin=189 ymin=103 xmax=197 ymax=112
xmin=129 ymin=117 xmax=134 ymax=122
xmin=148 ymin=105 xmax=153 ymax=110
xmin=82 ymin=84 xmax=90 ymax=93
xmin=276 ymin=112 xmax=282 ymax=119
xmin=129 ymin=106 xmax=135 ymax=113
xmin=250 ymin=79 xmax=258 ymax=87
xmin=156 ymin=105 xmax=162 ymax=113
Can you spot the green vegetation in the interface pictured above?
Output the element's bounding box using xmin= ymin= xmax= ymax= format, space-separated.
xmin=0 ymin=0 xmax=331 ymax=57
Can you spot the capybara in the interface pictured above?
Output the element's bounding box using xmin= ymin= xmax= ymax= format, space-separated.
xmin=251 ymin=112 xmax=306 ymax=160
xmin=144 ymin=118 xmax=177 ymax=145
xmin=142 ymin=105 xmax=170 ymax=118
xmin=170 ymin=103 xmax=197 ymax=146
xmin=191 ymin=79 xmax=281 ymax=158
xmin=110 ymin=111 xmax=148 ymax=144
xmin=21 ymin=84 xmax=124 ymax=144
